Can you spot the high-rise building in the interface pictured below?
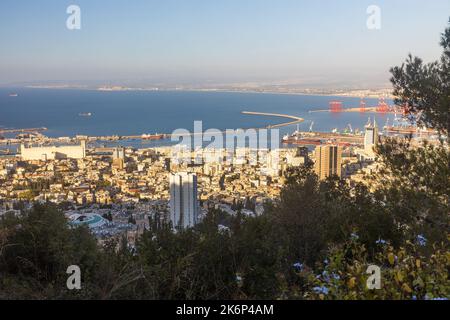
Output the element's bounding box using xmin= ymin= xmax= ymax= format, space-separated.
xmin=113 ymin=147 xmax=125 ymax=159
xmin=314 ymin=145 xmax=342 ymax=180
xmin=112 ymin=147 xmax=125 ymax=170
xmin=364 ymin=118 xmax=379 ymax=156
xmin=169 ymin=172 xmax=199 ymax=229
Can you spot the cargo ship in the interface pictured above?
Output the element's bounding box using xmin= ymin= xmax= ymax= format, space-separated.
xmin=79 ymin=112 xmax=92 ymax=117
xmin=9 ymin=93 xmax=18 ymax=97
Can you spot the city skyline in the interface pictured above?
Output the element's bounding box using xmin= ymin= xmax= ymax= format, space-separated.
xmin=1 ymin=0 xmax=449 ymax=88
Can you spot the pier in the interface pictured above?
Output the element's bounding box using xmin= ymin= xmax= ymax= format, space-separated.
xmin=241 ymin=111 xmax=304 ymax=128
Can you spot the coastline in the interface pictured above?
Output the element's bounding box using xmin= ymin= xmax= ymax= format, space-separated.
xmin=3 ymin=85 xmax=394 ymax=99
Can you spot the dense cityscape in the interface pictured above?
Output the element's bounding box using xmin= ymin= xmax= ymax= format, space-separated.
xmin=0 ymin=108 xmax=444 ymax=248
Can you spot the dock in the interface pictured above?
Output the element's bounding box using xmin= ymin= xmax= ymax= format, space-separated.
xmin=284 ymin=131 xmax=364 ymax=146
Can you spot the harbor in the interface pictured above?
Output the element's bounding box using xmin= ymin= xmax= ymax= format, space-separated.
xmin=0 ymin=111 xmax=443 ymax=153
xmin=0 ymin=99 xmax=444 ymax=155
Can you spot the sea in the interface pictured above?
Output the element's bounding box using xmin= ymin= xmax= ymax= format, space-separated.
xmin=0 ymin=88 xmax=391 ymax=150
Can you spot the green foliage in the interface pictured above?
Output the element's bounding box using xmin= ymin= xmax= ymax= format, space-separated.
xmin=230 ymin=213 xmax=282 ymax=299
xmin=302 ymin=239 xmax=449 ymax=300
xmin=131 ymin=211 xmax=237 ymax=300
xmin=374 ymin=138 xmax=449 ymax=244
xmin=271 ymin=165 xmax=402 ymax=266
xmin=0 ymin=203 xmax=100 ymax=299
xmin=390 ymin=19 xmax=450 ymax=133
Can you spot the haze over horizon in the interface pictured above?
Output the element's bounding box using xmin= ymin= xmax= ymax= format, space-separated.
xmin=1 ymin=0 xmax=449 ymax=88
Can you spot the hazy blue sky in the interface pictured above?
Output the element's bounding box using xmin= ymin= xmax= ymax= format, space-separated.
xmin=0 ymin=0 xmax=449 ymax=87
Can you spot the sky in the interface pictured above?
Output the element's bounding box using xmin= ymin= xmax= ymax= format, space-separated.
xmin=0 ymin=0 xmax=449 ymax=87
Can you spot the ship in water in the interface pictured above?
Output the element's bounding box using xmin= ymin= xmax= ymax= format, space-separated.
xmin=9 ymin=93 xmax=18 ymax=97
xmin=141 ymin=133 xmax=165 ymax=140
xmin=79 ymin=112 xmax=92 ymax=117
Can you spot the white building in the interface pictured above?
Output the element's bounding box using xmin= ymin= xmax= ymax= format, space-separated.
xmin=169 ymin=172 xmax=199 ymax=230
xmin=20 ymin=141 xmax=86 ymax=161
xmin=113 ymin=147 xmax=125 ymax=159
xmin=364 ymin=118 xmax=379 ymax=157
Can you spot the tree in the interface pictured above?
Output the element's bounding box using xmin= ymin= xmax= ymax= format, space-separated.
xmin=374 ymin=139 xmax=449 ymax=245
xmin=380 ymin=19 xmax=450 ymax=245
xmin=390 ymin=19 xmax=450 ymax=133
xmin=0 ymin=203 xmax=101 ymax=299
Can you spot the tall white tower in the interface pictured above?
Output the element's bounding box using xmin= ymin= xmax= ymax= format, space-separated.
xmin=169 ymin=172 xmax=199 ymax=230
xmin=364 ymin=118 xmax=379 ymax=156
